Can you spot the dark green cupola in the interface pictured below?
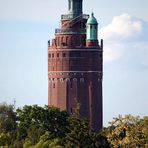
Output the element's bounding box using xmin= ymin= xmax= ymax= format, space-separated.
xmin=86 ymin=12 xmax=98 ymax=41
xmin=68 ymin=0 xmax=83 ymax=18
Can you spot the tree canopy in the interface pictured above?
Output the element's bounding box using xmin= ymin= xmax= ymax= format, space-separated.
xmin=0 ymin=103 xmax=147 ymax=148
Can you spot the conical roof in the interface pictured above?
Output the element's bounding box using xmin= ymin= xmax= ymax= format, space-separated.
xmin=87 ymin=12 xmax=98 ymax=25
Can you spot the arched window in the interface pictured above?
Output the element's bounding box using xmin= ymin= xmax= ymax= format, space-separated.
xmin=66 ymin=36 xmax=68 ymax=46
xmin=73 ymin=78 xmax=77 ymax=82
xmin=80 ymin=78 xmax=84 ymax=82
xmin=63 ymin=53 xmax=66 ymax=57
xmin=70 ymin=37 xmax=73 ymax=46
xmin=57 ymin=37 xmax=60 ymax=46
xmin=66 ymin=78 xmax=70 ymax=82
xmin=61 ymin=36 xmax=64 ymax=45
xmin=76 ymin=36 xmax=80 ymax=46
xmin=70 ymin=82 xmax=73 ymax=89
xmin=53 ymin=83 xmax=55 ymax=88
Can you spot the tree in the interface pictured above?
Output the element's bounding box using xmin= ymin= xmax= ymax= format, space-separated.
xmin=64 ymin=100 xmax=95 ymax=148
xmin=0 ymin=103 xmax=17 ymax=146
xmin=1 ymin=102 xmax=147 ymax=148
xmin=63 ymin=98 xmax=111 ymax=148
xmin=16 ymin=105 xmax=46 ymax=141
xmin=44 ymin=106 xmax=69 ymax=139
xmin=105 ymin=115 xmax=148 ymax=147
xmin=64 ymin=115 xmax=92 ymax=148
xmin=0 ymin=103 xmax=16 ymax=132
xmin=15 ymin=105 xmax=69 ymax=147
xmin=90 ymin=129 xmax=110 ymax=148
xmin=131 ymin=116 xmax=148 ymax=147
xmin=25 ymin=131 xmax=64 ymax=148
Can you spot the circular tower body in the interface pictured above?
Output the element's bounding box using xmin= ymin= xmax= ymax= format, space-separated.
xmin=48 ymin=0 xmax=103 ymax=130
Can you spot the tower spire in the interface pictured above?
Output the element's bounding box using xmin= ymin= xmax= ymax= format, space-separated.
xmin=68 ymin=0 xmax=83 ymax=18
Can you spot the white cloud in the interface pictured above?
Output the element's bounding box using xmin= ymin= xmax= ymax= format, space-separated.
xmin=103 ymin=43 xmax=123 ymax=63
xmin=100 ymin=13 xmax=142 ymax=40
xmin=101 ymin=13 xmax=148 ymax=65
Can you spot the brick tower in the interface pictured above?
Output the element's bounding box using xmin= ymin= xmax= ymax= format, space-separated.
xmin=48 ymin=0 xmax=103 ymax=130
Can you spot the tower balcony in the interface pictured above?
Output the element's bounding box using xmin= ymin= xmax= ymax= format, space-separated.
xmin=61 ymin=14 xmax=89 ymax=20
xmin=55 ymin=28 xmax=86 ymax=34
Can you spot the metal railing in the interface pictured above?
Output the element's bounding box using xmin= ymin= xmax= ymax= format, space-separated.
xmin=55 ymin=28 xmax=86 ymax=34
xmin=61 ymin=14 xmax=89 ymax=20
xmin=61 ymin=14 xmax=89 ymax=28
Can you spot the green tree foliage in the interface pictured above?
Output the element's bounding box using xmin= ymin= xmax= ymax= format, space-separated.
xmin=64 ymin=99 xmax=92 ymax=147
xmin=1 ymin=102 xmax=148 ymax=148
xmin=16 ymin=105 xmax=47 ymax=142
xmin=64 ymin=115 xmax=92 ymax=148
xmin=0 ymin=103 xmax=16 ymax=132
xmin=16 ymin=105 xmax=69 ymax=147
xmin=131 ymin=116 xmax=148 ymax=147
xmin=64 ymin=114 xmax=109 ymax=148
xmin=33 ymin=132 xmax=63 ymax=148
xmin=90 ymin=130 xmax=110 ymax=147
xmin=0 ymin=103 xmax=17 ymax=146
xmin=23 ymin=132 xmax=64 ymax=148
xmin=63 ymin=100 xmax=109 ymax=148
xmin=105 ymin=114 xmax=148 ymax=147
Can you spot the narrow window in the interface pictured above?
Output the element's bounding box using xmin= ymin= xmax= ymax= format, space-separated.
xmin=100 ymin=54 xmax=102 ymax=58
xmin=52 ymin=53 xmax=54 ymax=58
xmin=57 ymin=37 xmax=60 ymax=46
xmin=66 ymin=37 xmax=68 ymax=46
xmin=76 ymin=37 xmax=80 ymax=46
xmin=61 ymin=37 xmax=64 ymax=44
xmin=69 ymin=52 xmax=73 ymax=57
xmin=53 ymin=83 xmax=55 ymax=88
xmin=63 ymin=53 xmax=66 ymax=57
xmin=57 ymin=53 xmax=59 ymax=57
xmin=70 ymin=82 xmax=73 ymax=89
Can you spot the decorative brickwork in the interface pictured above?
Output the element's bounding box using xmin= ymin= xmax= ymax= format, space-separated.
xmin=48 ymin=0 xmax=103 ymax=130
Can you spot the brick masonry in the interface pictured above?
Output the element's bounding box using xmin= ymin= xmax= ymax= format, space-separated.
xmin=48 ymin=7 xmax=103 ymax=131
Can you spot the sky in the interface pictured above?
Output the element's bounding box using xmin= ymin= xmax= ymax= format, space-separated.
xmin=0 ymin=0 xmax=148 ymax=126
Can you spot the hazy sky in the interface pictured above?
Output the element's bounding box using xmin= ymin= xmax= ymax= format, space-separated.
xmin=0 ymin=0 xmax=148 ymax=126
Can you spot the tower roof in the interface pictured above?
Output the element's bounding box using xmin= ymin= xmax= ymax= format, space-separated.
xmin=87 ymin=13 xmax=98 ymax=25
xmin=68 ymin=0 xmax=83 ymax=18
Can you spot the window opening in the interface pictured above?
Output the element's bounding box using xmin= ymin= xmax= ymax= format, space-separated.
xmin=53 ymin=83 xmax=55 ymax=88
xmin=70 ymin=82 xmax=73 ymax=89
xmin=63 ymin=53 xmax=66 ymax=57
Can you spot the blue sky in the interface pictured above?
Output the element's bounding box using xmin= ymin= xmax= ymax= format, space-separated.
xmin=0 ymin=0 xmax=148 ymax=126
